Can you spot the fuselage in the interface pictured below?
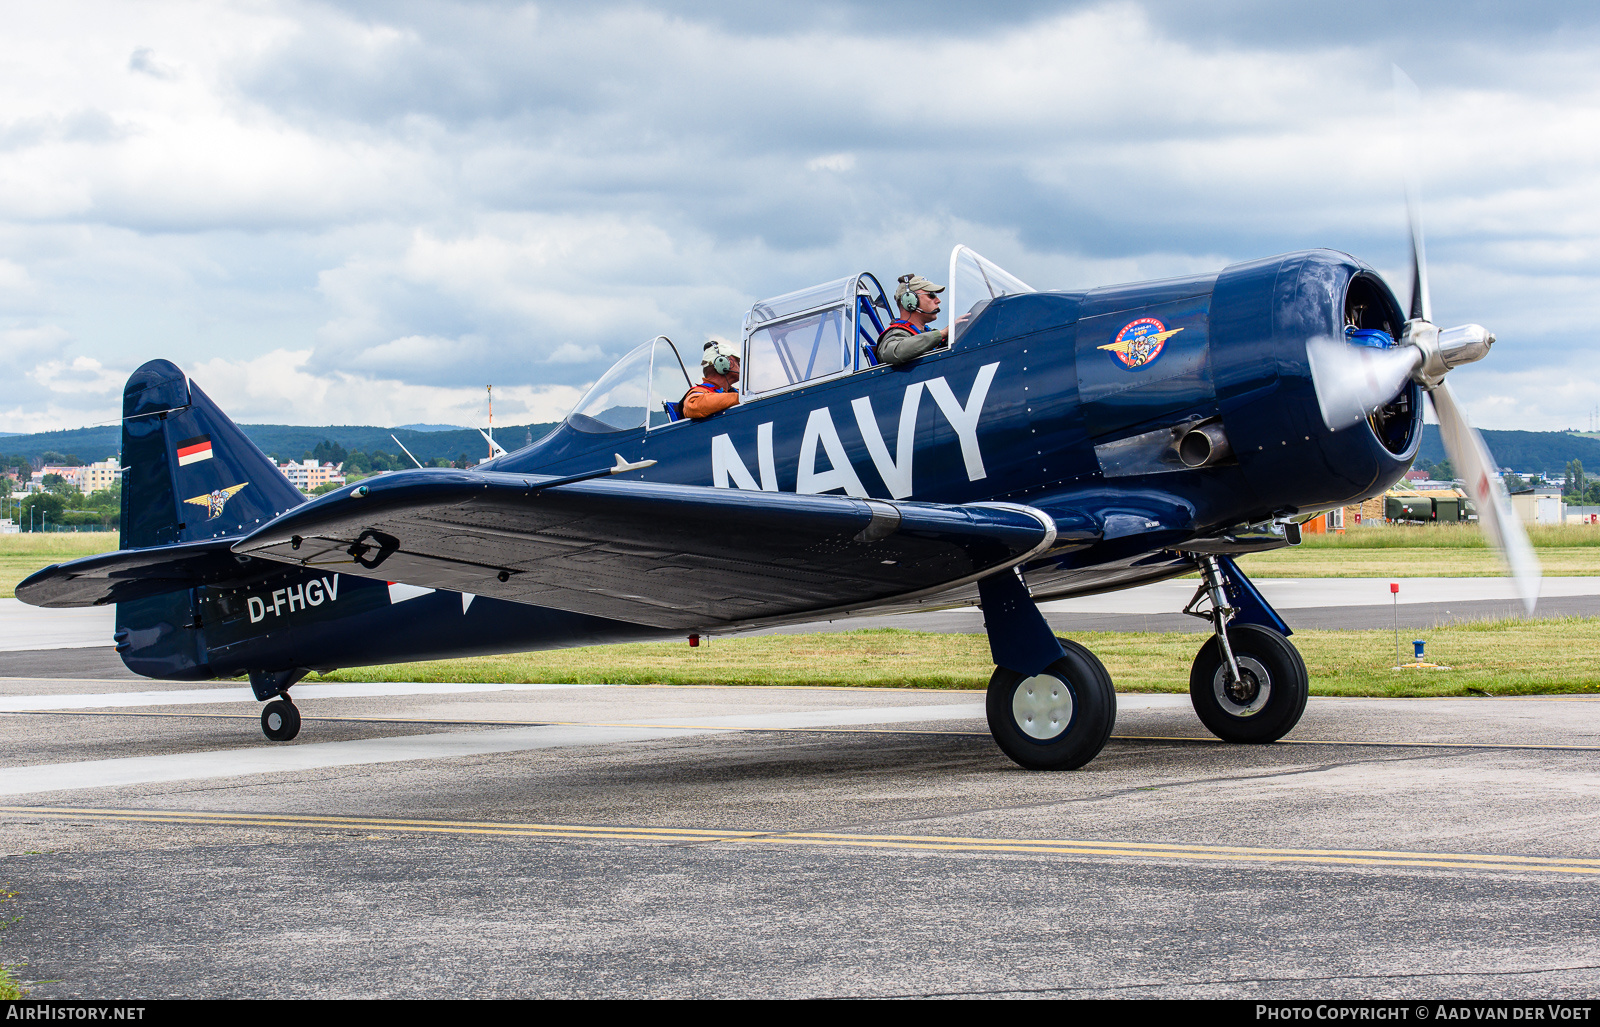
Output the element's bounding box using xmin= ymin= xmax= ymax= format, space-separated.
xmin=117 ymin=248 xmax=1421 ymax=681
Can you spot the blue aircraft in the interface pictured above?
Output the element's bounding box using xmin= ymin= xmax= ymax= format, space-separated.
xmin=17 ymin=236 xmax=1537 ymax=771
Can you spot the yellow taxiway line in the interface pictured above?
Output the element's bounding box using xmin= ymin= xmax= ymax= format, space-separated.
xmin=4 ymin=805 xmax=1598 ymax=877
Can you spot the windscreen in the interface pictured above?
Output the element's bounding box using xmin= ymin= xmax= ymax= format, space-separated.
xmin=568 ymin=340 xmax=652 ymax=432
xmin=948 ymin=245 xmax=1034 ymax=344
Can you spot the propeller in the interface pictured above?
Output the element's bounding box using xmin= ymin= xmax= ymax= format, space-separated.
xmin=1305 ymin=66 xmax=1540 ymax=614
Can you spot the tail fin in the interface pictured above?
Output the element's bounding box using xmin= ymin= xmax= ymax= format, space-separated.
xmin=120 ymin=359 xmax=306 ymax=549
xmin=116 ymin=359 xmax=307 ymax=679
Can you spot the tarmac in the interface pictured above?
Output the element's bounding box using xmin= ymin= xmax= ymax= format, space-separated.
xmin=0 ymin=582 xmax=1597 ymax=999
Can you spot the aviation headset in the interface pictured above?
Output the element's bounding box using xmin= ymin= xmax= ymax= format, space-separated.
xmin=897 ymin=274 xmax=921 ymax=312
xmin=704 ymin=340 xmax=736 ymax=375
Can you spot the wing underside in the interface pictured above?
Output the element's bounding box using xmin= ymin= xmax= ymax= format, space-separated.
xmin=232 ymin=469 xmax=1061 ymax=631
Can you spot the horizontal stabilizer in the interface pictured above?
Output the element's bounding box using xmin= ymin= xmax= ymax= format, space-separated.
xmin=234 ymin=469 xmax=1060 ymax=630
xmin=17 ymin=539 xmax=282 ymax=609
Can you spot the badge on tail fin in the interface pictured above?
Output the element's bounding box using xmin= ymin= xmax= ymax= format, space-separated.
xmin=184 ymin=482 xmax=248 ymax=520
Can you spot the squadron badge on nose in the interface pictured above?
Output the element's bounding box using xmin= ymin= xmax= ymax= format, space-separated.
xmin=184 ymin=482 xmax=249 ymax=520
xmin=1100 ymin=317 xmax=1184 ymax=370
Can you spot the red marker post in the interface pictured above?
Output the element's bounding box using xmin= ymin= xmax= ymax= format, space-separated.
xmin=1390 ymin=582 xmax=1400 ymax=667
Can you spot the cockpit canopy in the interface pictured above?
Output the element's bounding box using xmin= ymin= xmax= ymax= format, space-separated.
xmin=742 ymin=272 xmax=892 ymax=397
xmin=563 ymin=246 xmax=1031 ymax=431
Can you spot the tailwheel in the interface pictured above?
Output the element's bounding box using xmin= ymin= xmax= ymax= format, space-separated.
xmin=1189 ymin=623 xmax=1308 ymax=743
xmin=261 ymin=698 xmax=301 ymax=742
xmin=986 ymin=642 xmax=1116 ymax=771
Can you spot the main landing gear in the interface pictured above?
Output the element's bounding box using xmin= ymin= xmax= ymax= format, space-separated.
xmin=977 ymin=553 xmax=1307 ymax=770
xmin=1181 ymin=555 xmax=1308 ymax=743
xmin=986 ymin=637 xmax=1117 ymax=771
xmin=978 ymin=570 xmax=1117 ymax=771
xmin=249 ymin=668 xmax=308 ymax=742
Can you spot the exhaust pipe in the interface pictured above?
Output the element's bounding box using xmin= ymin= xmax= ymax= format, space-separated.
xmin=1178 ymin=423 xmax=1231 ymax=468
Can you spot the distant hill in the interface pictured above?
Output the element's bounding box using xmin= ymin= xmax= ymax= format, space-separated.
xmin=8 ymin=419 xmax=1594 ymax=476
xmin=0 ymin=422 xmax=561 ymax=464
xmin=1418 ymin=426 xmax=1600 ymax=474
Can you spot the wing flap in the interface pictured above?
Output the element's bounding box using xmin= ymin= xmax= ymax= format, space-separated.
xmin=233 ymin=469 xmax=1057 ymax=630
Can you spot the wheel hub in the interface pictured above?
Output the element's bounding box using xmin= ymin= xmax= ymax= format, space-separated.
xmin=1012 ymin=673 xmax=1075 ymax=740
xmin=266 ymin=710 xmax=284 ymax=731
xmin=1212 ymin=656 xmax=1271 ymax=717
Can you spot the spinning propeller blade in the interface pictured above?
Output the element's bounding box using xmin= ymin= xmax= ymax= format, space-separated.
xmin=1393 ymin=65 xmax=1432 ymax=323
xmin=1428 ymin=381 xmax=1540 ymax=614
xmin=1310 ymin=67 xmax=1539 ymax=612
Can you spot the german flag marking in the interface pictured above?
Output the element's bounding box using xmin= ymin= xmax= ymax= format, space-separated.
xmin=176 ymin=435 xmax=213 ymax=466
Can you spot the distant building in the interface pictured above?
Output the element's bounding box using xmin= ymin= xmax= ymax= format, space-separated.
xmin=1510 ymin=487 xmax=1564 ymax=526
xmin=279 ymin=459 xmax=346 ymax=493
xmin=1567 ymin=505 xmax=1600 ymax=525
xmin=29 ymin=457 xmax=120 ymax=495
xmin=78 ymin=457 xmax=120 ymax=494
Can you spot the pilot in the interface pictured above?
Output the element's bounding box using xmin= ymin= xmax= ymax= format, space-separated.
xmin=682 ymin=337 xmax=741 ymax=419
xmin=877 ymin=273 xmax=950 ymax=365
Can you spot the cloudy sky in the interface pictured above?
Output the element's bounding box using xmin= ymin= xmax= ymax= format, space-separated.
xmin=3 ymin=0 xmax=1599 ymax=433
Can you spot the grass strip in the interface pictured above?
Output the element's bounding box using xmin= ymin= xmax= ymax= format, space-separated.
xmin=309 ymin=617 xmax=1600 ymax=698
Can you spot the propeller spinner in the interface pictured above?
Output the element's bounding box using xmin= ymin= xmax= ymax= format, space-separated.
xmin=1307 ymin=67 xmax=1540 ymax=614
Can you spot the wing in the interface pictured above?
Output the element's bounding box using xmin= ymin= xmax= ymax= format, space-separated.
xmin=232 ymin=469 xmax=1062 ymax=631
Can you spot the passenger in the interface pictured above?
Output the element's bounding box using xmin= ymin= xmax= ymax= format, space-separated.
xmin=682 ymin=338 xmax=741 ymax=419
xmin=877 ymin=273 xmax=950 ymax=365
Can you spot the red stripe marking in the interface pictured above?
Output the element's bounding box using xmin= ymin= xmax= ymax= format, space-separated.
xmin=176 ymin=441 xmax=212 ymax=458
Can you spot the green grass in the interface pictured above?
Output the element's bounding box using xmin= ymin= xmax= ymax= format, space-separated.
xmin=0 ymin=532 xmax=121 ymax=599
xmin=310 ymin=618 xmax=1600 ymax=698
xmin=0 ymin=885 xmax=24 ymax=1000
xmin=1235 ymin=523 xmax=1600 ymax=577
xmin=1291 ymin=522 xmax=1600 ymax=548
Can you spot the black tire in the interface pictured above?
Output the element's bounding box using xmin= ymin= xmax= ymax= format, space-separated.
xmin=1189 ymin=624 xmax=1308 ymax=743
xmin=261 ymin=699 xmax=301 ymax=742
xmin=986 ymin=644 xmax=1116 ymax=771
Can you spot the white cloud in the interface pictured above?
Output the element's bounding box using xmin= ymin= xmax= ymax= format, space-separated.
xmin=185 ymin=348 xmax=584 ymax=428
xmin=0 ymin=0 xmax=1598 ymax=432
xmin=806 ymin=153 xmax=855 ymax=173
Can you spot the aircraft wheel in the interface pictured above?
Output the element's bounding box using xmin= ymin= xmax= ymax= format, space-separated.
xmin=1189 ymin=624 xmax=1308 ymax=743
xmin=986 ymin=645 xmax=1116 ymax=771
xmin=261 ymin=699 xmax=301 ymax=742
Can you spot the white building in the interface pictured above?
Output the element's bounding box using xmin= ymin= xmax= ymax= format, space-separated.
xmin=279 ymin=459 xmax=346 ymax=493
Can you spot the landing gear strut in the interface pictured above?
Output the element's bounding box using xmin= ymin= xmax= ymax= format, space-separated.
xmin=1182 ymin=555 xmax=1308 ymax=743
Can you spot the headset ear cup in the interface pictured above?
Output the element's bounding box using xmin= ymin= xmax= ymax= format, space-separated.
xmin=900 ymin=290 xmax=917 ymax=312
xmin=712 ymin=354 xmax=731 ymax=374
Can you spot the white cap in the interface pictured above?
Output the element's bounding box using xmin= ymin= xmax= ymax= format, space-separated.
xmin=703 ymin=337 xmax=738 ymax=364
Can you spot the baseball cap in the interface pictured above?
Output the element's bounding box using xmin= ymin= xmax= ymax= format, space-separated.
xmin=894 ymin=274 xmax=945 ymax=304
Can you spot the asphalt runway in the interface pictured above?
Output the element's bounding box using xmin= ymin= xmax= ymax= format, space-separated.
xmin=1 ymin=665 xmax=1598 ymax=998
